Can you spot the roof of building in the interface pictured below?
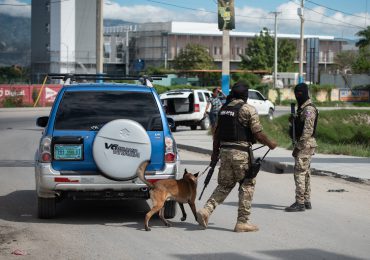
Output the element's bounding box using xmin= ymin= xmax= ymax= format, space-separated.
xmin=169 ymin=21 xmax=337 ymax=40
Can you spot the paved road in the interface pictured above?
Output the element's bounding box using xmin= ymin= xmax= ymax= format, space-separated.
xmin=0 ymin=110 xmax=369 ymax=259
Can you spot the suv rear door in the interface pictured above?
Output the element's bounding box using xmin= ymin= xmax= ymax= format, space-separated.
xmin=49 ymin=87 xmax=165 ymax=174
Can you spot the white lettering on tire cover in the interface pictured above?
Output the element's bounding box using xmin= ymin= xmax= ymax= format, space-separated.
xmin=93 ymin=119 xmax=151 ymax=180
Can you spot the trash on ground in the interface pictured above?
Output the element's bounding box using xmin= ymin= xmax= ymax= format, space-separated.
xmin=11 ymin=249 xmax=27 ymax=256
xmin=327 ymin=189 xmax=348 ymax=192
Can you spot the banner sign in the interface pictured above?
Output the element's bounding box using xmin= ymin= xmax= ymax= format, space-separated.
xmin=218 ymin=0 xmax=235 ymax=30
xmin=339 ymin=89 xmax=369 ymax=102
xmin=0 ymin=84 xmax=62 ymax=107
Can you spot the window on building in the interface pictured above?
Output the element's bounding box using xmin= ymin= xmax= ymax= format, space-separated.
xmin=45 ymin=23 xmax=50 ymax=33
xmin=45 ymin=44 xmax=50 ymax=52
xmin=104 ymin=42 xmax=111 ymax=58
xmin=214 ymin=46 xmax=217 ymax=55
xmin=45 ymin=3 xmax=50 ymax=12
xmin=116 ymin=43 xmax=124 ymax=59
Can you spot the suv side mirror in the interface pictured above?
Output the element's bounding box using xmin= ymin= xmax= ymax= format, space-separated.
xmin=167 ymin=117 xmax=175 ymax=129
xmin=36 ymin=116 xmax=49 ymax=127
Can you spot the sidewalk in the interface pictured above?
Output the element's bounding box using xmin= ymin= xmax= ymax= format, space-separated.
xmin=173 ymin=129 xmax=370 ymax=184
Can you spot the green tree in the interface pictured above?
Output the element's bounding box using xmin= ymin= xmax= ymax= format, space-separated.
xmin=277 ymin=39 xmax=296 ymax=71
xmin=173 ymin=43 xmax=215 ymax=70
xmin=240 ymin=28 xmax=295 ymax=72
xmin=355 ymin=26 xmax=370 ymax=49
xmin=352 ymin=48 xmax=370 ymax=73
xmin=334 ymin=50 xmax=358 ymax=72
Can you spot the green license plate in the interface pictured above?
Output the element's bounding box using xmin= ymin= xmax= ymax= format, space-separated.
xmin=54 ymin=144 xmax=82 ymax=160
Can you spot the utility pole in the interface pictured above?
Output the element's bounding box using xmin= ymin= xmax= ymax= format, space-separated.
xmin=96 ymin=0 xmax=103 ymax=76
xmin=125 ymin=29 xmax=129 ymax=76
xmin=271 ymin=11 xmax=281 ymax=88
xmin=298 ymin=0 xmax=305 ymax=84
xmin=222 ymin=29 xmax=230 ymax=95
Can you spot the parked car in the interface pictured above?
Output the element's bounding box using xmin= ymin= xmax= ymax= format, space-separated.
xmin=248 ymin=89 xmax=275 ymax=120
xmin=160 ymin=89 xmax=212 ymax=131
xmin=35 ymin=76 xmax=180 ymax=219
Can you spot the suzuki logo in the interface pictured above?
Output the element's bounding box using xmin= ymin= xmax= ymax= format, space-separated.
xmin=120 ymin=128 xmax=130 ymax=138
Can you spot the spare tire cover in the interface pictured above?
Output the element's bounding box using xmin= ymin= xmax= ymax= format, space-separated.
xmin=93 ymin=119 xmax=151 ymax=181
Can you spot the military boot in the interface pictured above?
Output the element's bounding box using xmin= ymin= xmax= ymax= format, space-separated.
xmin=196 ymin=208 xmax=210 ymax=229
xmin=304 ymin=201 xmax=312 ymax=209
xmin=285 ymin=202 xmax=305 ymax=212
xmin=234 ymin=222 xmax=259 ymax=232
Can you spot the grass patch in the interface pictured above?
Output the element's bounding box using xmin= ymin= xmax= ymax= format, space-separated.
xmin=261 ymin=110 xmax=370 ymax=157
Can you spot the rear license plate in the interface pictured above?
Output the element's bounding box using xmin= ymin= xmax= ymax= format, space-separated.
xmin=54 ymin=144 xmax=83 ymax=160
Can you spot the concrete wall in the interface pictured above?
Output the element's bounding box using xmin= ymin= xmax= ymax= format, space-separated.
xmin=320 ymin=73 xmax=370 ymax=88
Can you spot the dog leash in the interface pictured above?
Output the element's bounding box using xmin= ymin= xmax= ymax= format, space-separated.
xmin=198 ymin=165 xmax=210 ymax=178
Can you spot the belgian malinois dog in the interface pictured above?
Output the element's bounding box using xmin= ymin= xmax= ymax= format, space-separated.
xmin=136 ymin=161 xmax=199 ymax=231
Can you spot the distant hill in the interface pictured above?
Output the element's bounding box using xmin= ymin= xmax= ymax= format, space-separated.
xmin=0 ymin=14 xmax=31 ymax=66
xmin=0 ymin=15 xmax=135 ymax=67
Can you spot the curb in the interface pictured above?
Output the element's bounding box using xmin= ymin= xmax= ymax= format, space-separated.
xmin=177 ymin=144 xmax=370 ymax=185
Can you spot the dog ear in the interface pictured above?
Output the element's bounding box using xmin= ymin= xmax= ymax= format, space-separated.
xmin=184 ymin=168 xmax=188 ymax=174
xmin=194 ymin=172 xmax=199 ymax=177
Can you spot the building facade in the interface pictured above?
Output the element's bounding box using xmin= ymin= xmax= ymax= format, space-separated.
xmin=104 ymin=21 xmax=347 ymax=77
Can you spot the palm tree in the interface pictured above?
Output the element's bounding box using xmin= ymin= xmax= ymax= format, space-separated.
xmin=355 ymin=26 xmax=370 ymax=49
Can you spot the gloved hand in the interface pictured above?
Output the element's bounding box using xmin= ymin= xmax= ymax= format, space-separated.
xmin=209 ymin=160 xmax=218 ymax=168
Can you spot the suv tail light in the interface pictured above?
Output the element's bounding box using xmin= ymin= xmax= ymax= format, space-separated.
xmin=164 ymin=137 xmax=176 ymax=163
xmin=39 ymin=136 xmax=52 ymax=163
xmin=194 ymin=103 xmax=200 ymax=112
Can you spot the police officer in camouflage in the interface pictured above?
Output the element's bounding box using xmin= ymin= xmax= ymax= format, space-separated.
xmin=285 ymin=83 xmax=319 ymax=212
xmin=196 ymin=81 xmax=277 ymax=232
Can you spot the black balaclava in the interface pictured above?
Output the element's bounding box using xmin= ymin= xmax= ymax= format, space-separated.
xmin=294 ymin=83 xmax=309 ymax=107
xmin=231 ymin=81 xmax=249 ymax=102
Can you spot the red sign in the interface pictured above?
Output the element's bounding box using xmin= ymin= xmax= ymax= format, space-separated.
xmin=0 ymin=84 xmax=62 ymax=107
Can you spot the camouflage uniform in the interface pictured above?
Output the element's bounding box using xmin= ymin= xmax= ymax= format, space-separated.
xmin=203 ymin=99 xmax=263 ymax=224
xmin=293 ymin=99 xmax=318 ymax=204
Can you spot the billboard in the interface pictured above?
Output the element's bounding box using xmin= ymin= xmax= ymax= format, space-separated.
xmin=218 ymin=0 xmax=235 ymax=30
xmin=339 ymin=89 xmax=370 ymax=102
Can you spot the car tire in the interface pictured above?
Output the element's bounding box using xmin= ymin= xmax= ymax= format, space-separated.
xmin=190 ymin=125 xmax=197 ymax=130
xmin=164 ymin=200 xmax=177 ymax=219
xmin=38 ymin=197 xmax=56 ymax=219
xmin=268 ymin=108 xmax=274 ymax=120
xmin=200 ymin=116 xmax=210 ymax=130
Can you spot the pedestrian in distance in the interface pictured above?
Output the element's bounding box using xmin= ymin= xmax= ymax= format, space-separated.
xmin=285 ymin=83 xmax=319 ymax=212
xmin=197 ymin=81 xmax=277 ymax=232
xmin=205 ymin=87 xmax=226 ymax=135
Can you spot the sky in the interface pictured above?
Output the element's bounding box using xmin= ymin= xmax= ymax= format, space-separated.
xmin=0 ymin=0 xmax=369 ymax=39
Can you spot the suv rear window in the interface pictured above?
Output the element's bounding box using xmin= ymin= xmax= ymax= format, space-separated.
xmin=54 ymin=91 xmax=162 ymax=131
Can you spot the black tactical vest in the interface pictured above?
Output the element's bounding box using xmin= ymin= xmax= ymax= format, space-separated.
xmin=294 ymin=104 xmax=319 ymax=140
xmin=218 ymin=103 xmax=254 ymax=142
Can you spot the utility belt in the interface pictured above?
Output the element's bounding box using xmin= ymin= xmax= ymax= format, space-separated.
xmin=220 ymin=144 xmax=250 ymax=152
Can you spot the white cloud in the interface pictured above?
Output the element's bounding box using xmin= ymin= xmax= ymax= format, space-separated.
xmin=103 ymin=2 xmax=215 ymax=23
xmin=0 ymin=0 xmax=30 ymax=17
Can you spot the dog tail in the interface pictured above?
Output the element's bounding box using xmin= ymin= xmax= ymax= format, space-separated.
xmin=136 ymin=160 xmax=154 ymax=189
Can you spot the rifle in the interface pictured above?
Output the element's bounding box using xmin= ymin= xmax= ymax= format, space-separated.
xmin=198 ymin=166 xmax=215 ymax=200
xmin=290 ymin=103 xmax=296 ymax=146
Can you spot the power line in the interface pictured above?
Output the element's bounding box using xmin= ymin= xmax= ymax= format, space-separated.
xmin=306 ymin=0 xmax=368 ymax=19
xmin=289 ymin=0 xmax=365 ymax=30
xmin=148 ymin=0 xmax=363 ymax=29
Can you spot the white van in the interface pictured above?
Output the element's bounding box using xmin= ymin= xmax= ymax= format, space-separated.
xmin=160 ymin=89 xmax=212 ymax=131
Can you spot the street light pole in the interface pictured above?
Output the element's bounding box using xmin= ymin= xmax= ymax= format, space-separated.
xmin=298 ymin=0 xmax=305 ymax=84
xmin=96 ymin=0 xmax=103 ymax=76
xmin=271 ymin=11 xmax=281 ymax=88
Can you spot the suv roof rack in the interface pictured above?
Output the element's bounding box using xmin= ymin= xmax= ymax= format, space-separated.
xmin=47 ymin=73 xmax=167 ymax=87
